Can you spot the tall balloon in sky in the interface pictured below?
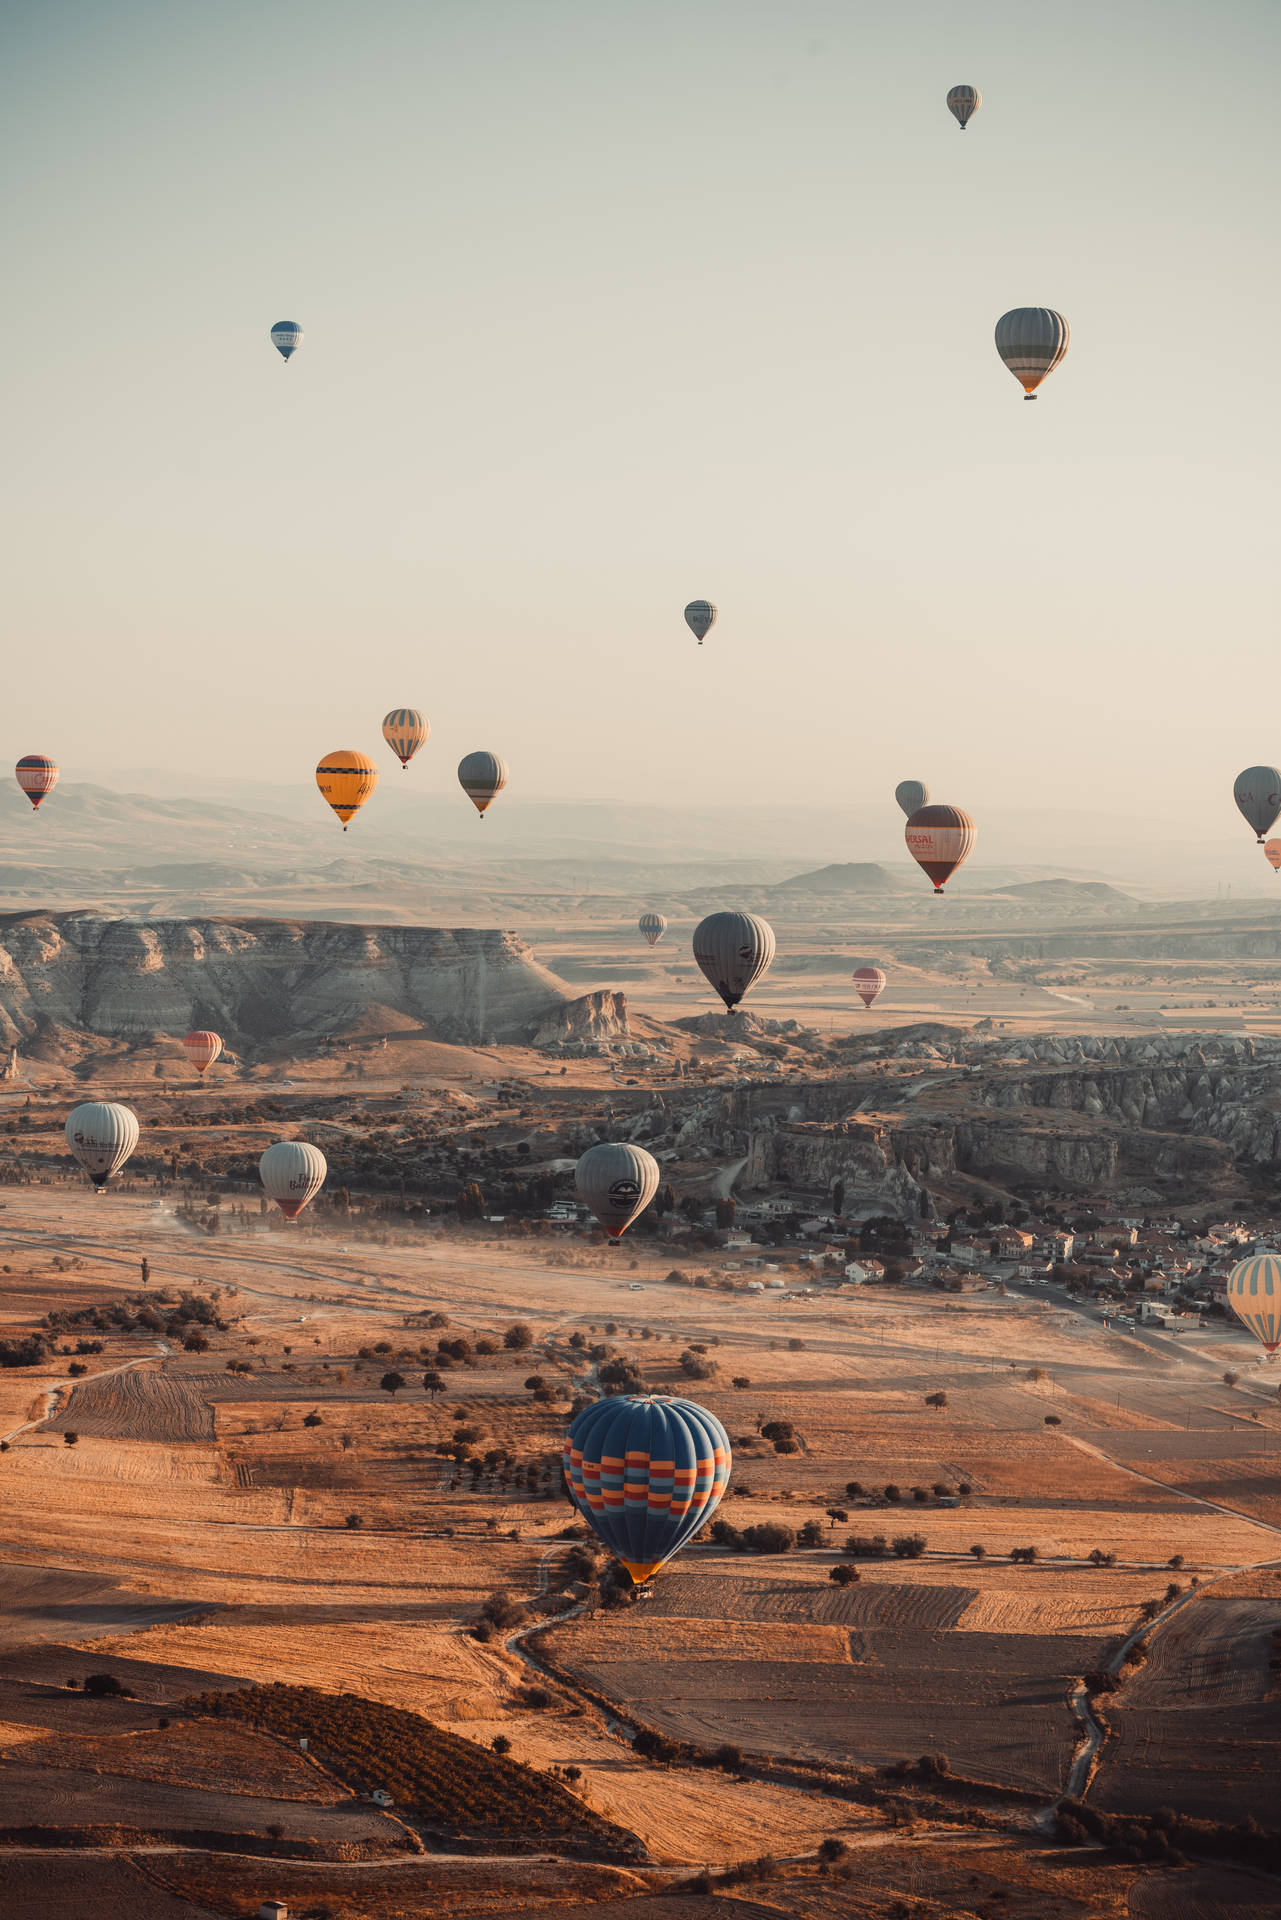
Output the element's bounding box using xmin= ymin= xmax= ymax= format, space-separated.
xmin=946 ymin=84 xmax=981 ymax=128
xmin=852 ymin=966 xmax=887 ymax=1008
xmin=575 ymin=1143 xmax=661 ymax=1240
xmin=183 ymin=1031 xmax=223 ymax=1075
xmin=270 ymin=321 xmax=302 ymax=362
xmin=905 ymin=804 xmax=976 ymax=894
xmin=382 ymin=709 xmax=429 ymax=769
xmin=693 ymin=911 xmax=776 ymax=1013
xmin=638 ymin=912 xmax=667 ymax=947
xmin=15 ymin=756 xmax=59 ymax=810
xmin=1233 ymin=767 xmax=1281 ymax=844
xmin=65 ymin=1103 xmax=139 ymax=1191
xmin=260 ymin=1141 xmax=327 ymax=1219
xmin=1264 ymin=840 xmax=1281 ymax=873
xmin=563 ymin=1394 xmax=731 ymax=1584
xmin=316 ymin=750 xmax=378 ymax=831
xmin=684 ymin=600 xmax=717 ymax=646
xmin=458 ymin=750 xmax=508 ymax=817
xmin=994 ymin=308 xmax=1070 ymax=399
xmin=894 ymin=779 xmax=929 ymax=819
xmin=1225 ymin=1254 xmax=1281 ymax=1358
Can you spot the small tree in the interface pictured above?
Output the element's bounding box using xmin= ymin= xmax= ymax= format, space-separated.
xmin=504 ymin=1323 xmax=534 ymax=1351
xmin=924 ymin=1391 xmax=947 ymax=1411
xmin=302 ymin=1410 xmax=323 ymax=1428
xmin=1044 ymin=1413 xmax=1062 ymax=1427
xmin=379 ymin=1371 xmax=406 ymax=1397
xmin=829 ymin=1564 xmax=860 ymax=1586
xmin=63 ymin=1431 xmax=79 ymax=1448
xmin=422 ymin=1370 xmax=444 ymax=1398
xmin=826 ymin=1507 xmax=848 ymax=1529
xmin=969 ymin=1543 xmax=986 ymax=1560
xmin=344 ymin=1512 xmax=363 ymax=1529
xmin=1168 ymin=1554 xmax=1184 ymax=1570
xmin=492 ymin=1734 xmax=512 ymax=1756
xmin=731 ymin=1375 xmax=752 ymax=1389
xmin=884 ymin=1484 xmax=902 ymax=1504
xmin=1088 ymin=1548 xmax=1117 ymax=1567
xmin=1223 ymin=1370 xmax=1240 ymax=1389
xmin=892 ymin=1534 xmax=927 ymax=1559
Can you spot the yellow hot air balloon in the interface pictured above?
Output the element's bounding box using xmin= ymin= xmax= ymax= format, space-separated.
xmin=316 ymin=750 xmax=378 ymax=830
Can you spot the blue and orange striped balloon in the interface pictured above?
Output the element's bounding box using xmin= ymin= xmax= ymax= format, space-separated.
xmin=563 ymin=1394 xmax=731 ymax=1584
xmin=1226 ymin=1254 xmax=1281 ymax=1357
xmin=382 ymin=708 xmax=429 ymax=768
xmin=638 ymin=911 xmax=667 ymax=947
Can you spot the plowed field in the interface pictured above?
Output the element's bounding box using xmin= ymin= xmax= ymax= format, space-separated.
xmin=45 ymin=1366 xmax=213 ymax=1442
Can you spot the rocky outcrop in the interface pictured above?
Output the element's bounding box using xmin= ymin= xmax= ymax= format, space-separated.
xmin=530 ymin=991 xmax=629 ymax=1050
xmin=0 ymin=913 xmax=572 ymax=1050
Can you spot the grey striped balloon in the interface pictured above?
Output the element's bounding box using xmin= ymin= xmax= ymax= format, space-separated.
xmin=994 ymin=308 xmax=1070 ymax=399
xmin=684 ymin=600 xmax=717 ymax=645
xmin=692 ymin=911 xmax=775 ymax=1013
xmin=946 ymin=84 xmax=981 ymax=129
xmin=575 ymin=1142 xmax=661 ymax=1239
xmin=458 ymin=750 xmax=509 ymax=817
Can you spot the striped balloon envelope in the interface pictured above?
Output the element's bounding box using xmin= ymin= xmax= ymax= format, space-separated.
xmin=638 ymin=911 xmax=667 ymax=947
xmin=183 ymin=1030 xmax=223 ymax=1075
xmin=15 ymin=755 xmax=59 ymax=809
xmin=457 ymin=750 xmax=508 ymax=817
xmin=1225 ymin=1254 xmax=1281 ymax=1357
xmin=946 ymin=83 xmax=981 ymax=128
xmin=905 ymin=804 xmax=976 ymax=893
xmin=994 ymin=308 xmax=1070 ymax=399
xmin=382 ymin=708 xmax=429 ymax=768
xmin=852 ymin=965 xmax=887 ymax=1008
xmin=683 ymin=600 xmax=717 ymax=645
xmin=563 ymin=1394 xmax=731 ymax=1584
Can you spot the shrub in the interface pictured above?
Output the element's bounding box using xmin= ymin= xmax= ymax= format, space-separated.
xmin=67 ymin=1361 xmax=87 ymax=1377
xmin=519 ymin=1686 xmax=552 ymax=1710
xmin=83 ymin=1672 xmax=132 ymax=1698
xmin=302 ymin=1411 xmax=323 ymax=1428
xmin=63 ymin=1431 xmax=79 ymax=1448
xmin=797 ymin=1520 xmax=824 ymax=1548
xmin=1089 ymin=1548 xmax=1117 ymax=1567
xmin=1223 ymin=1370 xmax=1239 ymax=1388
xmin=829 ymin=1564 xmax=860 ymax=1586
xmin=739 ymin=1523 xmax=795 ymax=1554
xmin=787 ymin=1338 xmax=804 ymax=1352
xmin=845 ymin=1481 xmax=864 ymax=1498
xmin=883 ymin=1484 xmax=902 ymax=1503
xmin=504 ymin=1323 xmax=534 ymax=1351
xmin=969 ymin=1543 xmax=986 ymax=1560
xmin=892 ymin=1534 xmax=927 ymax=1559
xmin=491 ymin=1733 xmax=511 ymax=1755
xmin=843 ymin=1533 xmax=888 ymax=1559
xmin=772 ymin=1437 xmax=799 ymax=1455
xmin=1010 ymin=1545 xmax=1038 ymax=1564
xmin=482 ymin=1590 xmax=527 ymax=1630
xmin=731 ymin=1375 xmax=751 ymax=1389
xmin=1044 ymin=1414 xmax=1062 ymax=1427
xmin=760 ymin=1420 xmax=794 ymax=1444
xmin=344 ymin=1513 xmax=363 ymax=1529
xmin=924 ymin=1391 xmax=947 ymax=1410
xmin=911 ymin=1486 xmax=929 ymax=1503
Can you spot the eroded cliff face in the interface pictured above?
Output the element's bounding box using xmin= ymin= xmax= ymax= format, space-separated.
xmin=0 ymin=914 xmax=571 ymax=1049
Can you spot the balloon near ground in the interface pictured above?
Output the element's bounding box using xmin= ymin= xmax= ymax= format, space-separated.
xmin=638 ymin=911 xmax=667 ymax=947
xmin=563 ymin=1394 xmax=731 ymax=1584
xmin=905 ymin=804 xmax=976 ymax=893
xmin=1265 ymin=840 xmax=1281 ymax=873
xmin=16 ymin=755 xmax=59 ymax=810
xmin=182 ymin=1030 xmax=223 ymax=1075
xmin=1225 ymin=1253 xmax=1281 ymax=1358
xmin=1233 ymin=767 xmax=1281 ymax=844
xmin=994 ymin=308 xmax=1070 ymax=398
xmin=65 ymin=1102 xmax=139 ymax=1190
xmin=259 ymin=1141 xmax=328 ymax=1219
xmin=946 ymin=83 xmax=981 ymax=128
xmin=316 ymin=750 xmax=379 ymax=830
xmin=457 ymin=750 xmax=508 ymax=817
xmin=894 ymin=779 xmax=929 ymax=818
xmin=270 ymin=321 xmax=302 ymax=361
xmin=692 ymin=911 xmax=776 ymax=1013
xmin=852 ymin=965 xmax=887 ymax=1008
xmin=382 ymin=709 xmax=429 ymax=768
xmin=683 ymin=600 xmax=717 ymax=645
xmin=575 ymin=1143 xmax=660 ymax=1240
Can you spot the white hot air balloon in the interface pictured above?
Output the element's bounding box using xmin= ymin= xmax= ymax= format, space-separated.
xmin=270 ymin=321 xmax=303 ymax=362
xmin=259 ymin=1141 xmax=327 ymax=1219
xmin=65 ymin=1102 xmax=140 ymax=1191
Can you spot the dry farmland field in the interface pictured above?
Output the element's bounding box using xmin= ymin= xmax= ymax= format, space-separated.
xmin=2 ymin=1175 xmax=1281 ymax=1915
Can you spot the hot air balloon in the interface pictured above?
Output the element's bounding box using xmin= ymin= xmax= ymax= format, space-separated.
xmin=905 ymin=804 xmax=976 ymax=894
xmin=259 ymin=1141 xmax=327 ymax=1219
xmin=1225 ymin=1253 xmax=1281 ymax=1359
xmin=575 ymin=1143 xmax=660 ymax=1240
xmin=1264 ymin=840 xmax=1281 ymax=873
xmin=946 ymin=84 xmax=981 ymax=128
xmin=853 ymin=966 xmax=887 ymax=1008
xmin=15 ymin=755 xmax=59 ymax=810
xmin=692 ymin=911 xmax=775 ymax=1013
xmin=994 ymin=308 xmax=1070 ymax=399
xmin=65 ymin=1102 xmax=139 ymax=1191
xmin=684 ymin=600 xmax=717 ymax=646
xmin=458 ymin=750 xmax=508 ymax=817
xmin=1233 ymin=767 xmax=1281 ymax=844
xmin=270 ymin=321 xmax=302 ymax=362
xmin=183 ymin=1030 xmax=223 ymax=1075
xmin=563 ymin=1393 xmax=731 ymax=1584
xmin=382 ymin=709 xmax=429 ymax=768
xmin=316 ymin=750 xmax=378 ymax=830
xmin=894 ymin=779 xmax=929 ymax=818
xmin=639 ymin=912 xmax=667 ymax=947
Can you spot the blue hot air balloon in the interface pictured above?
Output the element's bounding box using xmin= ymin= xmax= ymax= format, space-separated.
xmin=270 ymin=321 xmax=303 ymax=362
xmin=563 ymin=1394 xmax=731 ymax=1584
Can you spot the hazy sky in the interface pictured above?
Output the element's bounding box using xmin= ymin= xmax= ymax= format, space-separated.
xmin=3 ymin=0 xmax=1279 ymax=879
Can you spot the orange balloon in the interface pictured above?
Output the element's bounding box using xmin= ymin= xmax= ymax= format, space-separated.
xmin=316 ymin=749 xmax=378 ymax=830
xmin=182 ymin=1030 xmax=223 ymax=1074
xmin=1265 ymin=840 xmax=1281 ymax=873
